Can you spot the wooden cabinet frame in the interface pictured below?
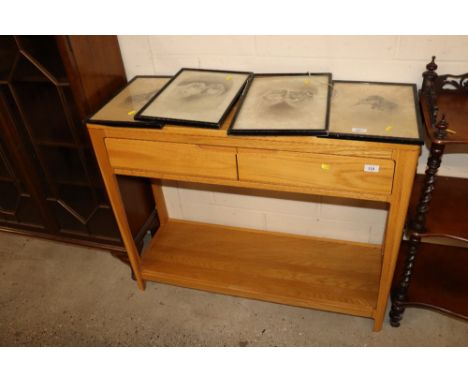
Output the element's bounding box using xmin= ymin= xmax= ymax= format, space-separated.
xmin=88 ymin=115 xmax=420 ymax=331
xmin=0 ymin=36 xmax=157 ymax=256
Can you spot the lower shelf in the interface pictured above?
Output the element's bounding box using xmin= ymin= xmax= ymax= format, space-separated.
xmin=140 ymin=219 xmax=382 ymax=318
xmin=393 ymin=241 xmax=468 ymax=319
xmin=409 ymin=175 xmax=468 ymax=242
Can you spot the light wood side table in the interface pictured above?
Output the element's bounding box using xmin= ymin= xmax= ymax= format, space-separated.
xmin=87 ymin=102 xmax=420 ymax=331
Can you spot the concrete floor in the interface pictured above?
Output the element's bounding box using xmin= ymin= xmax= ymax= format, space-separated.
xmin=0 ymin=231 xmax=466 ymax=346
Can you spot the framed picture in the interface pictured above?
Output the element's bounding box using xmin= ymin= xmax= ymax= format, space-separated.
xmin=134 ymin=68 xmax=252 ymax=129
xmin=88 ymin=76 xmax=171 ymax=128
xmin=326 ymin=81 xmax=424 ymax=144
xmin=228 ymin=73 xmax=332 ymax=136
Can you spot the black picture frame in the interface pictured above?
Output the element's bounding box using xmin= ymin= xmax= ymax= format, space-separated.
xmin=322 ymin=80 xmax=424 ymax=145
xmin=87 ymin=75 xmax=172 ymax=128
xmin=227 ymin=73 xmax=332 ymax=136
xmin=134 ymin=68 xmax=253 ymax=129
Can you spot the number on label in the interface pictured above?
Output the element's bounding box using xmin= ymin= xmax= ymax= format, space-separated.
xmin=364 ymin=164 xmax=380 ymax=173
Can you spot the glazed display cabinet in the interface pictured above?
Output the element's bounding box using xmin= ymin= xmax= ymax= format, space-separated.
xmin=0 ymin=36 xmax=158 ymax=257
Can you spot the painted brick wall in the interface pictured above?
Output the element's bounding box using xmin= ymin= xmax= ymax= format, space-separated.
xmin=117 ymin=36 xmax=468 ymax=244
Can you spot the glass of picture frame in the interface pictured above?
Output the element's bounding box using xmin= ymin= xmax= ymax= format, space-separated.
xmin=327 ymin=81 xmax=424 ymax=144
xmin=228 ymin=73 xmax=332 ymax=136
xmin=134 ymin=68 xmax=252 ymax=129
xmin=88 ymin=76 xmax=171 ymax=128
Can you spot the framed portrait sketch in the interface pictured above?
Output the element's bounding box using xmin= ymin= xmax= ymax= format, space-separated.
xmin=134 ymin=68 xmax=252 ymax=129
xmin=228 ymin=73 xmax=332 ymax=136
xmin=327 ymin=81 xmax=424 ymax=144
xmin=88 ymin=76 xmax=171 ymax=128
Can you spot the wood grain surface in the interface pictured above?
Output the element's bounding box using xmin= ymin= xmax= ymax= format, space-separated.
xmin=141 ymin=219 xmax=382 ymax=318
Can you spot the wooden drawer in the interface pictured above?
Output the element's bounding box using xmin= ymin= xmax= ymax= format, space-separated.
xmin=105 ymin=138 xmax=237 ymax=180
xmin=237 ymin=149 xmax=395 ymax=195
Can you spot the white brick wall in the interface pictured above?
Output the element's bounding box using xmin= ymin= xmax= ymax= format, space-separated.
xmin=117 ymin=36 xmax=468 ymax=244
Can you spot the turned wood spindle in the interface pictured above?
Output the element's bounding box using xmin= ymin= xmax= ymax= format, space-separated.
xmin=422 ymin=56 xmax=438 ymax=91
xmin=389 ymin=137 xmax=445 ymax=326
xmin=422 ymin=56 xmax=439 ymax=119
xmin=435 ymin=114 xmax=449 ymax=140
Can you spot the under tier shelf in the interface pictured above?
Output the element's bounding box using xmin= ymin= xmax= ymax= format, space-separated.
xmin=409 ymin=175 xmax=468 ymax=242
xmin=393 ymin=241 xmax=468 ymax=319
xmin=140 ymin=219 xmax=382 ymax=318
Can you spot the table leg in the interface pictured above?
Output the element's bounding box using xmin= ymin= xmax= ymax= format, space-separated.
xmin=88 ymin=127 xmax=146 ymax=290
xmin=151 ymin=179 xmax=169 ymax=227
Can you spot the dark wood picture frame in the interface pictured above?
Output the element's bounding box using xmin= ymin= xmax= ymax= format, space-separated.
xmin=134 ymin=68 xmax=253 ymax=129
xmin=227 ymin=73 xmax=332 ymax=136
xmin=324 ymin=80 xmax=424 ymax=145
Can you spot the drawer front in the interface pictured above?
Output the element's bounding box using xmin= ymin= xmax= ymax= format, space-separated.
xmin=237 ymin=149 xmax=395 ymax=195
xmin=106 ymin=138 xmax=238 ymax=180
